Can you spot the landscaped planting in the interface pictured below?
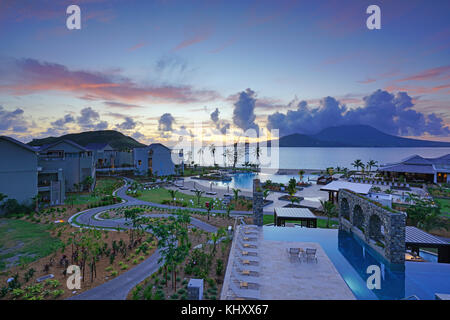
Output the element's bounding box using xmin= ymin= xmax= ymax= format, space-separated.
xmin=127 ymin=213 xmax=232 ymax=300
xmin=0 ymin=217 xmax=157 ymax=300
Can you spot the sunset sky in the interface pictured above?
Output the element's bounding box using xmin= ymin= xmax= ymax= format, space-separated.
xmin=0 ymin=0 xmax=449 ymax=146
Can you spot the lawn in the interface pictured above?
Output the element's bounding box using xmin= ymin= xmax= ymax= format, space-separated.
xmin=0 ymin=219 xmax=62 ymax=270
xmin=65 ymin=177 xmax=124 ymax=205
xmin=262 ymin=214 xmax=338 ymax=229
xmin=136 ymin=188 xmax=215 ymax=208
xmin=434 ymin=198 xmax=450 ymax=216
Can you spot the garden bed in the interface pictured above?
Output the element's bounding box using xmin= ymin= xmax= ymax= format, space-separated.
xmin=127 ymin=221 xmax=232 ymax=300
xmin=278 ymin=195 xmax=304 ymax=202
xmin=0 ymin=218 xmax=157 ymax=300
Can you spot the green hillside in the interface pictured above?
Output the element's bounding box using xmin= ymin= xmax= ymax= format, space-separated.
xmin=28 ymin=130 xmax=146 ymax=150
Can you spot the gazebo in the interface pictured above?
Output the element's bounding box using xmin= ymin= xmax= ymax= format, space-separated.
xmin=320 ymin=181 xmax=372 ymax=203
xmin=273 ymin=207 xmax=317 ymax=228
xmin=405 ymin=226 xmax=450 ymax=263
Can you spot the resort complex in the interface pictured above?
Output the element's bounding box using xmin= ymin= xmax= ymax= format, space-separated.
xmin=1 ymin=136 xmax=450 ymax=301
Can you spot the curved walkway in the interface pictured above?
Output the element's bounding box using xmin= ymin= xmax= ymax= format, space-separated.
xmin=68 ymin=178 xmax=221 ymax=300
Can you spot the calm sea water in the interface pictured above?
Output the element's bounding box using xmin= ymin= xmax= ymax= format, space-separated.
xmin=189 ymin=147 xmax=450 ymax=170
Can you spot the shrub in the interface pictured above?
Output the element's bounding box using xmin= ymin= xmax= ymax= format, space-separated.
xmin=216 ymin=259 xmax=224 ymax=276
xmin=52 ymin=289 xmax=64 ymax=298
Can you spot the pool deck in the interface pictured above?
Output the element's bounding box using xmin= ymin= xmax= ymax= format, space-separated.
xmin=221 ymin=226 xmax=356 ymax=300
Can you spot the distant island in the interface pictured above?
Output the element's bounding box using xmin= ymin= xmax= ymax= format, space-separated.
xmin=272 ymin=125 xmax=450 ymax=148
xmin=28 ymin=130 xmax=146 ymax=150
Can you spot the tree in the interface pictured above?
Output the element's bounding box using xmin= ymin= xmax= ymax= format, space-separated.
xmin=320 ymin=200 xmax=337 ymax=228
xmin=326 ymin=167 xmax=334 ymax=176
xmin=288 ymin=178 xmax=297 ymax=191
xmin=0 ymin=193 xmax=7 ymax=203
xmin=32 ymin=194 xmax=42 ymax=212
xmin=232 ymin=188 xmax=241 ymax=202
xmin=366 ymin=160 xmax=378 ymax=173
xmin=197 ymin=146 xmax=205 ymax=166
xmin=263 ymin=189 xmax=271 ymax=201
xmin=287 ymin=186 xmax=298 ymax=206
xmin=209 ymin=144 xmax=216 ymax=166
xmin=405 ymin=193 xmax=447 ymax=232
xmin=298 ymin=170 xmax=305 ymax=182
xmin=167 ymin=189 xmax=178 ymax=205
xmin=351 ymin=159 xmax=364 ymax=175
xmin=82 ymin=176 xmax=94 ymax=191
xmin=193 ymin=190 xmax=204 ymax=206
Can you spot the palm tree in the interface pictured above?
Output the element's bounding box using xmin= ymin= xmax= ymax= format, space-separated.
xmin=351 ymin=159 xmax=364 ymax=175
xmin=197 ymin=146 xmax=205 ymax=166
xmin=193 ymin=189 xmax=204 ymax=206
xmin=298 ymin=170 xmax=305 ymax=182
xmin=0 ymin=193 xmax=7 ymax=203
xmin=209 ymin=144 xmax=216 ymax=166
xmin=167 ymin=189 xmax=177 ymax=205
xmin=232 ymin=188 xmax=241 ymax=202
xmin=320 ymin=200 xmax=338 ymax=228
xmin=366 ymin=160 xmax=378 ymax=174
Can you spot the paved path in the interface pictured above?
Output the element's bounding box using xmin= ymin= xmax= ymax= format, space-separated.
xmin=68 ymin=178 xmax=221 ymax=300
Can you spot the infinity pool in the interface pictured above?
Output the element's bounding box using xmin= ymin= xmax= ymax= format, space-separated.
xmin=263 ymin=226 xmax=450 ymax=300
xmin=211 ymin=172 xmax=315 ymax=190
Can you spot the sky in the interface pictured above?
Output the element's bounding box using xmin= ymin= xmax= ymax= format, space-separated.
xmin=0 ymin=0 xmax=449 ymax=146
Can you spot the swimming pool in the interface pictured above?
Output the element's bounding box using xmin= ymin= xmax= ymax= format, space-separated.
xmin=210 ymin=172 xmax=315 ymax=190
xmin=263 ymin=226 xmax=450 ymax=300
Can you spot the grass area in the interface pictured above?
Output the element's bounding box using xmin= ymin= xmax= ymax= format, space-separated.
xmin=0 ymin=219 xmax=62 ymax=270
xmin=65 ymin=177 xmax=124 ymax=205
xmin=136 ymin=188 xmax=214 ymax=208
xmin=94 ymin=177 xmax=124 ymax=195
xmin=434 ymin=198 xmax=450 ymax=216
xmin=262 ymin=214 xmax=338 ymax=229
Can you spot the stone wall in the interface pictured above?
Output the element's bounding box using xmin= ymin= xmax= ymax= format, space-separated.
xmin=253 ymin=179 xmax=263 ymax=226
xmin=338 ymin=189 xmax=406 ymax=265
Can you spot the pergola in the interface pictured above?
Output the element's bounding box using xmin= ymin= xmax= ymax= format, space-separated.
xmin=273 ymin=207 xmax=317 ymax=228
xmin=405 ymin=226 xmax=450 ymax=263
xmin=320 ymin=181 xmax=372 ymax=203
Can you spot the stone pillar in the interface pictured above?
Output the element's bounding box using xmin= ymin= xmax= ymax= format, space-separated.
xmin=253 ymin=179 xmax=263 ymax=226
xmin=385 ymin=213 xmax=406 ymax=264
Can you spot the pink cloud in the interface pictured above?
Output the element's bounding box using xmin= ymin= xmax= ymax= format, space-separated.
xmin=173 ymin=31 xmax=211 ymax=51
xmin=128 ymin=42 xmax=149 ymax=52
xmin=397 ymin=65 xmax=450 ymax=82
xmin=0 ymin=58 xmax=221 ymax=104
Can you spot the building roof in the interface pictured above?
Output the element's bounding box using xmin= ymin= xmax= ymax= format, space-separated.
xmin=401 ymin=155 xmax=432 ymax=165
xmin=84 ymin=142 xmax=114 ymax=151
xmin=379 ymin=154 xmax=450 ymax=175
xmin=320 ymin=181 xmax=373 ymax=195
xmin=274 ymin=207 xmax=316 ymax=219
xmin=0 ymin=135 xmax=37 ymax=153
xmin=405 ymin=226 xmax=449 ymax=246
xmin=39 ymin=139 xmax=89 ymax=152
xmin=378 ymin=163 xmax=436 ymax=174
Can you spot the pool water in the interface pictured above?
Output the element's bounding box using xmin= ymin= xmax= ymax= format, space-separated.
xmin=263 ymin=226 xmax=450 ymax=300
xmin=211 ymin=172 xmax=315 ymax=190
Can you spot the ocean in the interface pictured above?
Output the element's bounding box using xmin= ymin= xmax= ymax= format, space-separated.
xmin=187 ymin=147 xmax=450 ymax=170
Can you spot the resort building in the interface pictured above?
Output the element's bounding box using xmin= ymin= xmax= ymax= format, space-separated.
xmin=37 ymin=140 xmax=96 ymax=194
xmin=0 ymin=136 xmax=38 ymax=209
xmin=134 ymin=143 xmax=183 ymax=176
xmin=378 ymin=154 xmax=450 ymax=184
xmin=85 ymin=143 xmax=134 ymax=171
xmin=85 ymin=143 xmax=116 ymax=168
